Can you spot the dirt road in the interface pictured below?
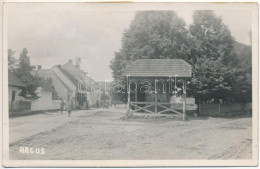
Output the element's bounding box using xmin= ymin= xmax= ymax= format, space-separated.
xmin=9 ymin=106 xmax=252 ymax=160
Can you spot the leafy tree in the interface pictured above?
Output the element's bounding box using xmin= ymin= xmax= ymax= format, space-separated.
xmin=110 ymin=11 xmax=189 ymax=80
xmin=233 ymin=42 xmax=252 ymax=74
xmin=110 ymin=10 xmax=252 ymax=104
xmin=187 ymin=11 xmax=251 ymax=103
xmin=188 ymin=11 xmax=237 ymax=66
xmin=15 ymin=48 xmax=40 ymax=100
xmin=110 ymin=11 xmax=189 ymax=102
xmin=8 ymin=49 xmax=17 ymax=71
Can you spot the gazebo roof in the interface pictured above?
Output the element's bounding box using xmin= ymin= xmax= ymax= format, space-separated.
xmin=123 ymin=59 xmax=192 ymax=77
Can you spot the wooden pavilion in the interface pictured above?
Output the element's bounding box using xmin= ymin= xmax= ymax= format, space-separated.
xmin=123 ymin=59 xmax=192 ymax=120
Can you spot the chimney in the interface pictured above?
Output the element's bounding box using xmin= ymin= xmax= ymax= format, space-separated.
xmin=38 ymin=65 xmax=42 ymax=70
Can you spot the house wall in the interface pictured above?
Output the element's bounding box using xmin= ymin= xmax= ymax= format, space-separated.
xmin=52 ymin=67 xmax=76 ymax=91
xmin=51 ymin=66 xmax=76 ymax=101
xmin=51 ymin=73 xmax=70 ymax=101
xmin=31 ymin=87 xmax=61 ymax=111
xmin=8 ymin=86 xmax=25 ymax=108
xmin=36 ymin=69 xmax=70 ymax=101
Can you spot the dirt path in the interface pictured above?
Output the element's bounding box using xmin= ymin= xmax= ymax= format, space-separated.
xmin=9 ymin=107 xmax=252 ymax=160
xmin=9 ymin=110 xmax=98 ymax=144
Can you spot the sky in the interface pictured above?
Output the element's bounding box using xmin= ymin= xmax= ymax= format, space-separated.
xmin=6 ymin=3 xmax=252 ymax=81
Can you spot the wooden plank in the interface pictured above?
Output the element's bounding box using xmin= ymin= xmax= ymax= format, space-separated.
xmin=157 ymin=104 xmax=183 ymax=115
xmin=158 ymin=109 xmax=183 ymax=116
xmin=130 ymin=102 xmax=155 ymax=104
xmin=134 ymin=112 xmax=184 ymax=118
xmin=131 ymin=104 xmax=155 ymax=114
xmin=132 ymin=104 xmax=154 ymax=113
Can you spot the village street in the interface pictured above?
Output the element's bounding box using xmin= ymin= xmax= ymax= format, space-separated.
xmin=9 ymin=105 xmax=252 ymax=160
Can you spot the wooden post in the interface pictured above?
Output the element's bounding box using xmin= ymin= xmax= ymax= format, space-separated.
xmin=126 ymin=75 xmax=131 ymax=117
xmin=155 ymin=79 xmax=158 ymax=113
xmin=135 ymin=85 xmax=137 ymax=110
xmin=218 ymin=103 xmax=221 ymax=115
xmin=183 ymin=80 xmax=186 ymax=121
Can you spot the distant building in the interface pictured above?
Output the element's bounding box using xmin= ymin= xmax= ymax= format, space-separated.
xmin=36 ymin=60 xmax=101 ymax=109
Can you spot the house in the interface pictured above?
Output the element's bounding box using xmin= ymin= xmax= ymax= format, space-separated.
xmin=9 ymin=71 xmax=62 ymax=115
xmin=36 ymin=60 xmax=101 ymax=109
xmin=8 ymin=71 xmax=26 ymax=111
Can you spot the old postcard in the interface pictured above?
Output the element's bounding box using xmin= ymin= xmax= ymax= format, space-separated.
xmin=2 ymin=1 xmax=259 ymax=167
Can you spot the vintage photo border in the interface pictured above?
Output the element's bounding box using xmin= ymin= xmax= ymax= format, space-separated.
xmin=1 ymin=1 xmax=259 ymax=167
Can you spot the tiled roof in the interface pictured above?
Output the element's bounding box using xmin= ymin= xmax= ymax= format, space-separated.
xmin=123 ymin=59 xmax=192 ymax=77
xmin=8 ymin=71 xmax=25 ymax=87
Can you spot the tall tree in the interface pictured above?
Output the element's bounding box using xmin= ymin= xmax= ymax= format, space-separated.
xmin=188 ymin=11 xmax=237 ymax=65
xmin=8 ymin=49 xmax=17 ymax=71
xmin=187 ymin=11 xmax=251 ymax=103
xmin=15 ymin=48 xmax=40 ymax=100
xmin=110 ymin=11 xmax=189 ymax=80
xmin=110 ymin=11 xmax=189 ymax=102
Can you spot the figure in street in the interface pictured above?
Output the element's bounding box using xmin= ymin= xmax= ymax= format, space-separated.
xmin=60 ymin=99 xmax=65 ymax=114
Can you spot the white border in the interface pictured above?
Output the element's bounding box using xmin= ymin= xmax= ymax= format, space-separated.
xmin=2 ymin=1 xmax=259 ymax=167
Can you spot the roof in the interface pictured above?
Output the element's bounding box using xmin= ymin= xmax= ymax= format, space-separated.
xmin=8 ymin=71 xmax=25 ymax=87
xmin=52 ymin=69 xmax=73 ymax=93
xmin=59 ymin=66 xmax=89 ymax=91
xmin=123 ymin=59 xmax=192 ymax=77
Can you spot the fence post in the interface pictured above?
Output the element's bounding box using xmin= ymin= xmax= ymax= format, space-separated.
xmin=155 ymin=79 xmax=158 ymax=113
xmin=182 ymin=80 xmax=186 ymax=121
xmin=198 ymin=103 xmax=200 ymax=115
xmin=126 ymin=75 xmax=131 ymax=118
xmin=218 ymin=103 xmax=221 ymax=115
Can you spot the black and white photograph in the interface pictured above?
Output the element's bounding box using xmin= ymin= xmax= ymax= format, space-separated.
xmin=2 ymin=2 xmax=259 ymax=167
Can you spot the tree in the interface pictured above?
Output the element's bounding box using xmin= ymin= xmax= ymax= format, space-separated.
xmin=8 ymin=49 xmax=17 ymax=71
xmin=188 ymin=11 xmax=237 ymax=65
xmin=110 ymin=11 xmax=189 ymax=102
xmin=187 ymin=11 xmax=251 ymax=103
xmin=15 ymin=48 xmax=40 ymax=100
xmin=111 ymin=10 xmax=252 ymax=104
xmin=111 ymin=11 xmax=189 ymax=80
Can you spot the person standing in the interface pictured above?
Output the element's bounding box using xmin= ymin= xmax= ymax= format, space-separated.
xmin=60 ymin=99 xmax=65 ymax=114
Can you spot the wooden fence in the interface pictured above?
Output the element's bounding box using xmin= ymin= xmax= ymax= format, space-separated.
xmin=9 ymin=101 xmax=31 ymax=111
xmin=198 ymin=103 xmax=252 ymax=116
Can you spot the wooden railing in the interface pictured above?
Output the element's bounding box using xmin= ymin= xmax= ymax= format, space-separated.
xmin=130 ymin=101 xmax=183 ymax=117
